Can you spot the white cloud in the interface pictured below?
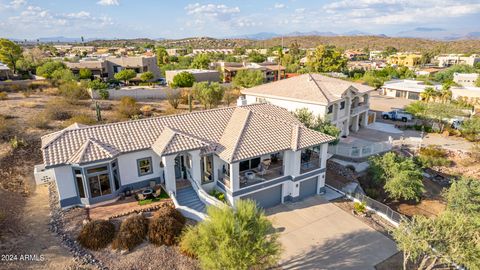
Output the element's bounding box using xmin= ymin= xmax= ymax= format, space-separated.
xmin=9 ymin=0 xmax=26 ymax=9
xmin=274 ymin=3 xmax=285 ymax=9
xmin=97 ymin=0 xmax=119 ymax=6
xmin=65 ymin=11 xmax=91 ymax=19
xmin=185 ymin=3 xmax=240 ymax=19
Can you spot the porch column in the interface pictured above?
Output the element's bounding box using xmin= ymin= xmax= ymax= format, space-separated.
xmin=189 ymin=150 xmax=202 ymax=186
xmin=362 ymin=111 xmax=369 ymax=127
xmin=230 ymin=163 xmax=239 ymax=192
xmin=162 ymin=155 xmax=176 ymax=195
xmin=343 ymin=120 xmax=350 ymax=137
xmin=352 ymin=115 xmax=360 ymax=133
xmin=320 ymin=143 xmax=328 ymax=169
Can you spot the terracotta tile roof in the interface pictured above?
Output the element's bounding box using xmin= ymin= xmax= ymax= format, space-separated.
xmin=152 ymin=127 xmax=212 ymax=156
xmin=67 ymin=138 xmax=120 ymax=164
xmin=41 ymin=103 xmax=335 ymax=167
xmin=241 ymin=73 xmax=374 ymax=105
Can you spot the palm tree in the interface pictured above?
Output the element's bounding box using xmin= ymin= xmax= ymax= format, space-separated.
xmin=421 ymin=87 xmax=436 ymax=102
xmin=440 ymin=83 xmax=452 ymax=103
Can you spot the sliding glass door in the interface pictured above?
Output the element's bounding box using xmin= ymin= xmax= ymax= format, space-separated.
xmin=86 ymin=165 xmax=112 ymax=198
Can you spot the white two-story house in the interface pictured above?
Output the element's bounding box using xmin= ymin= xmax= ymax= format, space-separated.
xmin=240 ymin=73 xmax=375 ymax=137
xmin=34 ymin=104 xmax=334 ymax=219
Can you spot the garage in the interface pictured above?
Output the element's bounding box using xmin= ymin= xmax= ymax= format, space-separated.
xmin=299 ymin=177 xmax=318 ymax=199
xmin=241 ymin=185 xmax=282 ymax=209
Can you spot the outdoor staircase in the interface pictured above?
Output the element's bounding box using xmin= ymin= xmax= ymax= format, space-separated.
xmin=176 ymin=186 xmax=206 ymax=213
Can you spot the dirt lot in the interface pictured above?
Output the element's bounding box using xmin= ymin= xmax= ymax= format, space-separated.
xmin=0 ymin=90 xmax=202 ymax=270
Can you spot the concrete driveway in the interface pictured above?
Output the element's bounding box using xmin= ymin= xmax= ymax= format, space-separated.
xmin=266 ymin=196 xmax=398 ymax=270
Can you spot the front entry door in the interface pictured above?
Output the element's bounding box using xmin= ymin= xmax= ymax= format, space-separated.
xmin=175 ymin=155 xmax=186 ymax=180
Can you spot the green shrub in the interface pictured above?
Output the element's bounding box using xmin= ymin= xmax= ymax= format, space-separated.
xmin=154 ymin=205 xmax=186 ymax=225
xmin=0 ymin=92 xmax=8 ymax=100
xmin=77 ymin=220 xmax=115 ymax=250
xmin=9 ymin=136 xmax=26 ymax=149
xmin=64 ymin=114 xmax=96 ymax=127
xmin=44 ymin=99 xmax=71 ymax=120
xmin=353 ymin=201 xmax=367 ymax=214
xmin=30 ymin=113 xmax=50 ymax=129
xmin=97 ymin=88 xmax=109 ymax=100
xmin=209 ymin=189 xmax=226 ymax=202
xmin=112 ymin=214 xmax=148 ymax=251
xmin=148 ymin=215 xmax=184 ymax=246
xmin=58 ymin=81 xmax=90 ymax=101
xmin=418 ymin=145 xmax=452 ymax=167
xmin=179 ymin=200 xmax=281 ymax=269
xmin=116 ymin=96 xmax=140 ymax=119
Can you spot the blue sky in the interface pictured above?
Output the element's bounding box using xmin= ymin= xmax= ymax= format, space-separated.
xmin=1 ymin=0 xmax=479 ymax=39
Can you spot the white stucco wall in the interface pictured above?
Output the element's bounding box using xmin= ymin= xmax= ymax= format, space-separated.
xmin=53 ymin=165 xmax=77 ymax=200
xmin=117 ymin=149 xmax=163 ymax=186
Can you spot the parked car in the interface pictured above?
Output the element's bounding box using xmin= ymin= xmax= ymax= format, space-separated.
xmin=381 ymin=110 xmax=413 ymax=122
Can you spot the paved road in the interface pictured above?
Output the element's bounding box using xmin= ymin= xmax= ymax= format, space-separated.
xmin=266 ymin=196 xmax=398 ymax=270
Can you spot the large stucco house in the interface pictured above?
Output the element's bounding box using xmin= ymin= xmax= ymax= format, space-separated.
xmin=240 ymin=74 xmax=375 ymax=137
xmin=34 ymin=104 xmax=334 ymax=219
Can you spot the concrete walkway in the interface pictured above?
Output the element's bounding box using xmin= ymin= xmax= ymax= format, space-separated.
xmin=266 ymin=196 xmax=398 ymax=270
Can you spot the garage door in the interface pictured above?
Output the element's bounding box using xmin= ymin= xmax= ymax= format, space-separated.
xmin=299 ymin=177 xmax=318 ymax=199
xmin=242 ymin=185 xmax=282 ymax=209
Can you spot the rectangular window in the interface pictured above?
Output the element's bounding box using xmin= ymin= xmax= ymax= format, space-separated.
xmin=137 ymin=157 xmax=153 ymax=176
xmin=88 ymin=176 xmax=102 ymax=198
xmin=74 ymin=169 xmax=86 ymax=199
xmin=239 ymin=157 xmax=261 ymax=171
xmin=111 ymin=161 xmax=120 ymax=190
xmin=86 ymin=164 xmax=112 ymax=198
xmin=340 ymin=101 xmax=346 ymax=110
xmin=87 ymin=166 xmax=108 ymax=174
xmin=327 ymin=105 xmax=333 ymax=114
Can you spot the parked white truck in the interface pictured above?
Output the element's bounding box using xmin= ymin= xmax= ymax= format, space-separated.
xmin=381 ymin=110 xmax=413 ymax=122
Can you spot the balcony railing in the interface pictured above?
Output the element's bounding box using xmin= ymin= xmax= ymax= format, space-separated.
xmin=301 ymin=157 xmax=321 ymax=173
xmin=239 ymin=165 xmax=284 ymax=188
xmin=217 ymin=170 xmax=231 ymax=189
xmin=351 ymin=104 xmax=369 ymax=115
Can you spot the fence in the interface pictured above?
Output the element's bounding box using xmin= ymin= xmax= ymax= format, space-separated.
xmin=326 ymin=184 xmax=406 ymax=226
xmin=89 ymin=87 xmax=179 ymax=100
xmin=328 ymin=141 xmax=393 ymax=159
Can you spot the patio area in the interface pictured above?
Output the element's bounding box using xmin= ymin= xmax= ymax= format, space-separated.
xmin=240 ymin=162 xmax=284 ymax=188
xmin=89 ymin=187 xmax=171 ymax=220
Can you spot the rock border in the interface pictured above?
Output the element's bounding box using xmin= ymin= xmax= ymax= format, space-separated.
xmin=47 ymin=182 xmax=107 ymax=270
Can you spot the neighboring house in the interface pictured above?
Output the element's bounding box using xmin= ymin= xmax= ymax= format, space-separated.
xmin=65 ymin=56 xmax=161 ymax=81
xmin=192 ymin=49 xmax=234 ymax=55
xmin=415 ymin=67 xmax=443 ymax=76
xmin=347 ymin=60 xmax=386 ymax=71
xmin=369 ymin=50 xmax=384 ymax=60
xmin=165 ymin=69 xmax=220 ymax=84
xmin=34 ymin=104 xmax=334 ymax=216
xmin=453 ymin=73 xmax=479 ymax=87
xmin=387 ymin=53 xmax=422 ymax=67
xmin=213 ymin=61 xmax=286 ymax=83
xmin=246 ymin=48 xmax=268 ymax=55
xmin=240 ymin=73 xmax=375 ymax=137
xmin=436 ymin=54 xmax=480 ymax=67
xmin=381 ymin=80 xmax=441 ymax=100
xmin=0 ymin=63 xmax=12 ymax=80
xmin=166 ymin=48 xmax=188 ymax=56
xmin=344 ymin=50 xmax=368 ymax=60
xmin=451 ymin=87 xmax=480 ymax=107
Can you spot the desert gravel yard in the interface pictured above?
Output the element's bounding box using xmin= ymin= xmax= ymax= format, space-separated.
xmin=266 ymin=196 xmax=398 ymax=270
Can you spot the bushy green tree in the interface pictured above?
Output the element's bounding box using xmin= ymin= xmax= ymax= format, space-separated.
xmin=155 ymin=46 xmax=169 ymax=66
xmin=78 ymin=68 xmax=92 ymax=80
xmin=460 ymin=116 xmax=480 ymax=142
xmin=434 ymin=64 xmax=476 ymax=83
xmin=171 ymin=71 xmax=195 ymax=88
xmin=293 ymin=108 xmax=340 ymax=144
xmin=179 ymin=200 xmax=281 ymax=270
xmin=306 ymin=45 xmax=347 ymax=72
xmin=140 ymin=71 xmax=154 ymax=84
xmin=0 ymin=38 xmax=22 ymax=74
xmin=36 ymin=61 xmax=66 ymax=79
xmin=445 ymin=177 xmax=480 ymax=215
xmin=368 ymin=152 xmax=424 ymax=201
xmin=232 ymin=69 xmax=264 ymax=88
xmin=114 ymin=69 xmax=137 ymax=85
xmin=192 ymin=82 xmax=225 ymax=109
xmin=88 ymin=79 xmax=108 ymax=90
xmin=191 ymin=54 xmax=211 ymax=69
xmin=51 ymin=69 xmax=76 ymax=82
xmin=248 ymin=51 xmax=266 ymax=63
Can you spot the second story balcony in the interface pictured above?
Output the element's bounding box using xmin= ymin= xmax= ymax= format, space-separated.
xmin=239 ymin=154 xmax=284 ymax=188
xmin=351 ymin=103 xmax=369 ymax=115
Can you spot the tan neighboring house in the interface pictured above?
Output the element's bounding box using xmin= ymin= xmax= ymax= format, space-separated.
xmin=65 ymin=56 xmax=161 ymax=80
xmin=165 ymin=69 xmax=220 ymax=84
xmin=166 ymin=48 xmax=187 ymax=56
xmin=213 ymin=62 xmax=286 ymax=83
xmin=453 ymin=73 xmax=479 ymax=87
xmin=436 ymin=54 xmax=480 ymax=67
xmin=240 ymin=73 xmax=375 ymax=137
xmin=34 ymin=104 xmax=334 ymax=220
